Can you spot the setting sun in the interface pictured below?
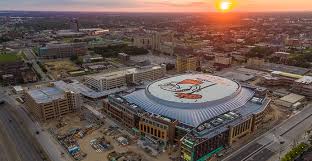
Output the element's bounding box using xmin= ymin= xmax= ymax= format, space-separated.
xmin=216 ymin=0 xmax=235 ymax=12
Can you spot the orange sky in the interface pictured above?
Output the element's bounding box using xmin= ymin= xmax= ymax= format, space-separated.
xmin=0 ymin=0 xmax=311 ymax=12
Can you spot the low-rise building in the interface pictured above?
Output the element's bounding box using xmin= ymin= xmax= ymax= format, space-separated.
xmin=85 ymin=70 xmax=127 ymax=91
xmin=126 ymin=65 xmax=166 ymax=84
xmin=214 ymin=55 xmax=232 ymax=68
xmin=85 ymin=65 xmax=166 ymax=91
xmin=275 ymin=93 xmax=305 ymax=108
xmin=0 ymin=54 xmax=37 ymax=85
xmin=291 ymin=76 xmax=312 ymax=99
xmin=118 ymin=53 xmax=130 ymax=63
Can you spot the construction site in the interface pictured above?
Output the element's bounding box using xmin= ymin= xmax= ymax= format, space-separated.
xmin=43 ymin=110 xmax=173 ymax=161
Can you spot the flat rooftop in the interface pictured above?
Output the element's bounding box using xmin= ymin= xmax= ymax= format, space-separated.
xmin=126 ymin=65 xmax=163 ymax=74
xmin=280 ymin=93 xmax=305 ymax=104
xmin=54 ymin=80 xmax=126 ymax=99
xmin=27 ymin=87 xmax=65 ymax=104
xmin=219 ymin=71 xmax=255 ymax=82
xmin=259 ymin=63 xmax=310 ymax=75
xmin=87 ymin=70 xmax=126 ymax=80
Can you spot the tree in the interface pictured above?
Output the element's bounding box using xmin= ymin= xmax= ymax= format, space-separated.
xmin=246 ymin=47 xmax=273 ymax=59
xmin=70 ymin=55 xmax=78 ymax=61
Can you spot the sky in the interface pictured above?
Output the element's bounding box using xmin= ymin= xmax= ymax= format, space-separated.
xmin=0 ymin=0 xmax=311 ymax=12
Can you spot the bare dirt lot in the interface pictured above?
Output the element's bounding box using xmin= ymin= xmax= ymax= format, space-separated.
xmin=44 ymin=59 xmax=81 ymax=79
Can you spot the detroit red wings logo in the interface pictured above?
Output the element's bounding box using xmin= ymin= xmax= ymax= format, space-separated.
xmin=159 ymin=79 xmax=216 ymax=99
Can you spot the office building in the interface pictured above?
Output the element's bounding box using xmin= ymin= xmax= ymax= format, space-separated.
xmin=39 ymin=42 xmax=87 ymax=59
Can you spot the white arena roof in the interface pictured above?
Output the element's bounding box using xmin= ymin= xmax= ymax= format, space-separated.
xmin=147 ymin=74 xmax=240 ymax=104
xmin=124 ymin=74 xmax=255 ymax=127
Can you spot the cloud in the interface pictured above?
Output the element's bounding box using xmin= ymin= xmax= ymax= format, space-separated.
xmin=0 ymin=0 xmax=311 ymax=12
xmin=145 ymin=0 xmax=208 ymax=7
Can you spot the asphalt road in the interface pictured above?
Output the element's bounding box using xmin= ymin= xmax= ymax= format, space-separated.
xmin=23 ymin=48 xmax=50 ymax=81
xmin=0 ymin=103 xmax=44 ymax=161
xmin=223 ymin=103 xmax=312 ymax=161
xmin=0 ymin=87 xmax=71 ymax=161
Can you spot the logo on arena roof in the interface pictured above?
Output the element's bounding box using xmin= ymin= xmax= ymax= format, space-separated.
xmin=159 ymin=79 xmax=217 ymax=99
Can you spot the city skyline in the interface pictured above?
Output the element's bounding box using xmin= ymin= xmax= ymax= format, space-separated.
xmin=0 ymin=0 xmax=311 ymax=12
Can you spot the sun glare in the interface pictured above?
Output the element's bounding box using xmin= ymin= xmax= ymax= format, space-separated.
xmin=216 ymin=0 xmax=235 ymax=12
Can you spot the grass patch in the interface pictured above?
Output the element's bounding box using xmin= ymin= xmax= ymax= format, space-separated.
xmin=0 ymin=53 xmax=21 ymax=63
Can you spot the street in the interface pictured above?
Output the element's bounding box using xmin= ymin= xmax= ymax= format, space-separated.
xmin=0 ymin=87 xmax=71 ymax=161
xmin=23 ymin=48 xmax=50 ymax=81
xmin=223 ymin=103 xmax=312 ymax=161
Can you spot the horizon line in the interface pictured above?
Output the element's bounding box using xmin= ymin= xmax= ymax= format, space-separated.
xmin=1 ymin=10 xmax=312 ymax=14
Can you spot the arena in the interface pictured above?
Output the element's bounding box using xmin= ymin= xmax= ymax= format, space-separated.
xmin=125 ymin=74 xmax=255 ymax=127
xmin=103 ymin=74 xmax=271 ymax=161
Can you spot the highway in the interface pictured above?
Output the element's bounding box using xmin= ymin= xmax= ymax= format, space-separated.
xmin=223 ymin=103 xmax=312 ymax=161
xmin=0 ymin=102 xmax=44 ymax=161
xmin=0 ymin=87 xmax=71 ymax=161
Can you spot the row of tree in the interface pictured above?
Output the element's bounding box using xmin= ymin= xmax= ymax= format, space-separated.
xmin=246 ymin=47 xmax=312 ymax=68
xmin=91 ymin=44 xmax=148 ymax=58
xmin=281 ymin=143 xmax=309 ymax=161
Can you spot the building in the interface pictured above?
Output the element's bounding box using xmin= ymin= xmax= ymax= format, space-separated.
xmin=102 ymin=74 xmax=270 ymax=160
xmin=85 ymin=65 xmax=166 ymax=91
xmin=247 ymin=58 xmax=265 ymax=66
xmin=214 ymin=55 xmax=232 ymax=68
xmin=132 ymin=36 xmax=152 ymax=49
xmin=0 ymin=54 xmax=37 ymax=85
xmin=24 ymin=84 xmax=81 ymax=121
xmin=39 ymin=42 xmax=87 ymax=59
xmin=262 ymin=73 xmax=312 ymax=99
xmin=70 ymin=18 xmax=79 ymax=32
xmin=291 ymin=76 xmax=312 ymax=99
xmin=275 ymin=93 xmax=305 ymax=108
xmin=85 ymin=70 xmax=127 ymax=91
xmin=176 ymin=55 xmax=200 ymax=73
xmin=125 ymin=65 xmax=166 ymax=84
xmin=118 ymin=53 xmax=130 ymax=64
xmin=103 ymin=95 xmax=144 ymax=130
xmin=13 ymin=86 xmax=24 ymax=95
xmin=139 ymin=113 xmax=178 ymax=146
xmin=132 ymin=31 xmax=176 ymax=55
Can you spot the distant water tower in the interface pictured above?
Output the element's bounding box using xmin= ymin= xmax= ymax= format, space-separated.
xmin=70 ymin=18 xmax=79 ymax=32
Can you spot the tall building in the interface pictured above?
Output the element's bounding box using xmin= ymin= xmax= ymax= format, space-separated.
xmin=102 ymin=74 xmax=270 ymax=161
xmin=176 ymin=55 xmax=200 ymax=73
xmin=39 ymin=42 xmax=87 ymax=59
xmin=132 ymin=36 xmax=152 ymax=49
xmin=70 ymin=18 xmax=79 ymax=32
xmin=25 ymin=83 xmax=81 ymax=121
